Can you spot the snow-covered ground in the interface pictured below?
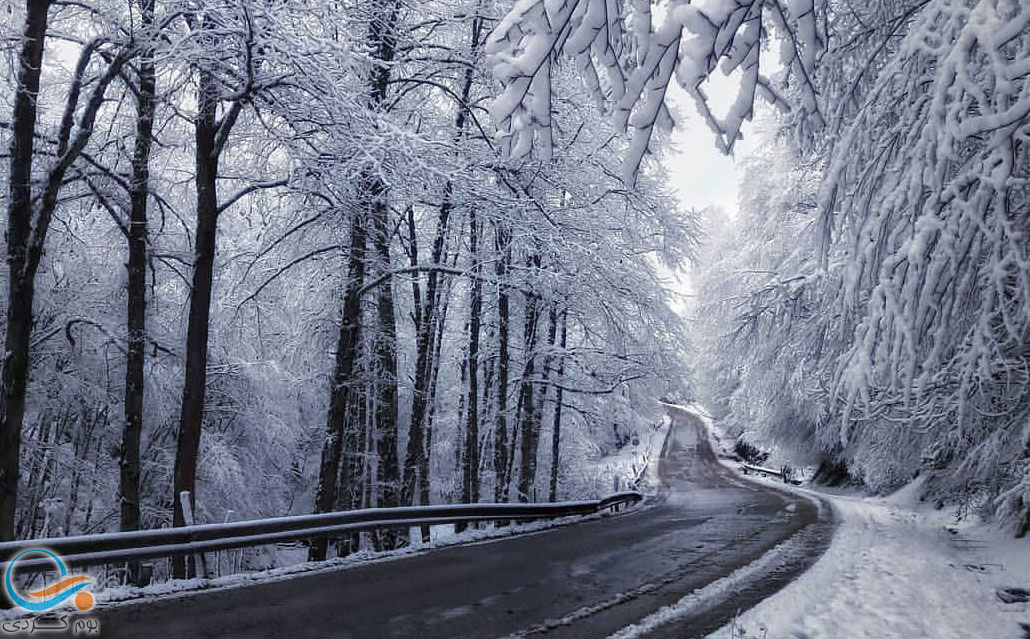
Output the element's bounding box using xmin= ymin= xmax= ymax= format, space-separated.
xmin=706 ymin=474 xmax=1030 ymax=639
xmin=656 ymin=403 xmax=1030 ymax=639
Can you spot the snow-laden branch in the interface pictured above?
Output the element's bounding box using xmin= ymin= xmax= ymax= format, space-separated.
xmin=485 ymin=0 xmax=830 ymax=177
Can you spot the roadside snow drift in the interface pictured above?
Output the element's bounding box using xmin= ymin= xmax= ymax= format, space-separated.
xmin=706 ymin=478 xmax=1030 ymax=639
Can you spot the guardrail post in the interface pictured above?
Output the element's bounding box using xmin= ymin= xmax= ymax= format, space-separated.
xmin=180 ymin=491 xmax=211 ymax=579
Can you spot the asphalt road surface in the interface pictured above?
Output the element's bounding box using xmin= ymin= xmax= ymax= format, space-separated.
xmin=97 ymin=407 xmax=834 ymax=638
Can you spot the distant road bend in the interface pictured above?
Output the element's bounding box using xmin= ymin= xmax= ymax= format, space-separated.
xmin=99 ymin=407 xmax=835 ymax=638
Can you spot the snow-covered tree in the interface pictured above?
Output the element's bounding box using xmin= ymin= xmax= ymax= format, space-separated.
xmin=679 ymin=0 xmax=1029 ymax=532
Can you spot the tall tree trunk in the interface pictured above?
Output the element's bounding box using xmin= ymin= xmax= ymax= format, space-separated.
xmin=534 ymin=305 xmax=559 ymax=438
xmin=172 ymin=52 xmax=221 ymax=578
xmin=3 ymin=10 xmax=130 ymax=547
xmin=336 ymin=373 xmax=366 ymax=555
xmin=418 ymin=282 xmax=451 ymax=541
xmin=453 ymin=337 xmax=470 ymax=479
xmin=516 ymin=290 xmax=543 ymax=502
xmin=406 ymin=11 xmax=484 ymax=516
xmin=121 ymin=0 xmax=156 ymax=585
xmin=549 ymin=310 xmax=568 ymax=502
xmin=310 ymin=209 xmax=367 ymax=561
xmin=1 ymin=0 xmax=50 ymax=544
xmin=405 ymin=203 xmax=433 ymax=541
xmin=365 ymin=0 xmax=403 ymax=548
xmin=311 ymin=0 xmax=402 ymax=556
xmin=370 ymin=185 xmax=402 ymax=548
xmin=492 ymin=223 xmax=512 ymax=503
xmin=405 ymin=206 xmax=422 ymax=333
xmin=404 ymin=196 xmax=451 ymax=510
xmin=416 ymin=252 xmax=457 ymax=540
xmin=457 ymin=209 xmax=483 ymax=530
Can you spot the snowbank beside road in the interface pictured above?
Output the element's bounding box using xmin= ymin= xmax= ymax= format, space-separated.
xmin=706 ymin=476 xmax=1030 ymax=639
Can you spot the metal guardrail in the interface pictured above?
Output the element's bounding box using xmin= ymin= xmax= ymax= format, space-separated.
xmin=740 ymin=462 xmax=784 ymax=478
xmin=739 ymin=463 xmax=800 ymax=485
xmin=0 ymin=492 xmax=643 ymax=573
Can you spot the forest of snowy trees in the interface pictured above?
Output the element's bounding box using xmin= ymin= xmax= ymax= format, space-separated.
xmin=0 ymin=0 xmax=1026 ymax=590
xmin=456 ymin=0 xmax=1028 ymax=536
xmin=0 ymin=0 xmax=693 ymax=581
xmin=677 ymin=0 xmax=1029 ymax=534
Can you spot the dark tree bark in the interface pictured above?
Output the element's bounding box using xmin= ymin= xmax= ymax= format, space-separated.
xmin=334 ymin=349 xmax=367 ymax=556
xmin=405 ymin=12 xmax=484 ymax=519
xmin=404 ymin=203 xmax=429 ymax=540
xmin=549 ymin=310 xmax=568 ymax=502
xmin=309 ymin=208 xmax=367 ymax=561
xmin=405 ymin=206 xmax=422 ymax=332
xmin=370 ymin=184 xmax=402 ymax=548
xmin=3 ymin=3 xmax=130 ymax=542
xmin=453 ymin=334 xmax=470 ymax=481
xmin=171 ymin=8 xmax=257 ymax=574
xmin=365 ymin=0 xmax=403 ymax=549
xmin=404 ymin=193 xmax=451 ymax=511
xmin=0 ymin=0 xmax=49 ymax=545
xmin=492 ymin=222 xmax=512 ymax=503
xmin=312 ymin=0 xmax=402 ymax=557
xmin=172 ymin=54 xmax=221 ymax=578
xmin=460 ymin=208 xmax=483 ymax=518
xmin=418 ymin=275 xmax=452 ymax=541
xmin=515 ymin=287 xmax=544 ymax=502
xmin=121 ymin=0 xmax=157 ymax=585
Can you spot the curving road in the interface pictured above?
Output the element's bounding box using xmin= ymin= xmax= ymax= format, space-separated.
xmin=97 ymin=407 xmax=834 ymax=638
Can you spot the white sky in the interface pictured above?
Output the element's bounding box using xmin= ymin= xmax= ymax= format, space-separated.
xmin=659 ymin=77 xmax=751 ymax=310
xmin=661 ymin=73 xmax=759 ymax=218
xmin=663 ymin=86 xmax=740 ymax=216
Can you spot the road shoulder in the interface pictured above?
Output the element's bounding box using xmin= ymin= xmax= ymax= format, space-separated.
xmin=702 ymin=474 xmax=1030 ymax=639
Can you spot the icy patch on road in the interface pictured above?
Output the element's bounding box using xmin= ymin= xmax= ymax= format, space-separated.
xmin=705 ymin=476 xmax=1030 ymax=639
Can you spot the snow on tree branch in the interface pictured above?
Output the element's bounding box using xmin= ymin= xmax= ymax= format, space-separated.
xmin=486 ymin=0 xmax=829 ymax=178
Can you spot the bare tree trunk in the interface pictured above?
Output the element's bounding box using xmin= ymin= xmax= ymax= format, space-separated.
xmin=492 ymin=223 xmax=512 ymax=503
xmin=1 ymin=0 xmax=49 ymax=544
xmin=2 ymin=2 xmax=129 ymax=543
xmin=121 ymin=0 xmax=156 ymax=585
xmin=336 ymin=375 xmax=366 ymax=556
xmin=456 ymin=209 xmax=483 ymax=531
xmin=173 ymin=41 xmax=223 ymax=577
xmin=480 ymin=326 xmax=496 ymax=428
xmin=312 ymin=0 xmax=402 ymax=556
xmin=404 ymin=197 xmax=451 ymax=511
xmin=365 ymin=0 xmax=403 ymax=548
xmin=516 ymin=286 xmax=544 ymax=502
xmin=549 ymin=310 xmax=568 ymax=502
xmin=406 ymin=12 xmax=484 ymax=519
xmin=405 ymin=206 xmax=422 ymax=333
xmin=310 ymin=209 xmax=367 ymax=561
xmin=370 ymin=185 xmax=402 ymax=548
xmin=418 ymin=283 xmax=451 ymax=541
xmin=404 ymin=201 xmax=430 ymax=536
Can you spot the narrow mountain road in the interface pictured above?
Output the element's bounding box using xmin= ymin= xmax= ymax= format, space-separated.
xmin=98 ymin=407 xmax=835 ymax=638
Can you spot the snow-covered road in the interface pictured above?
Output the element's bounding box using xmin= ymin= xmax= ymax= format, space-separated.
xmin=87 ymin=407 xmax=834 ymax=638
